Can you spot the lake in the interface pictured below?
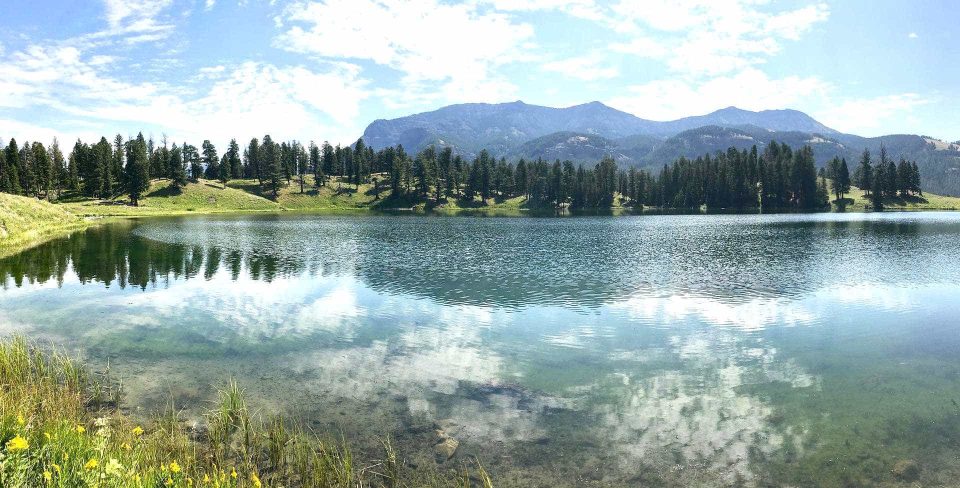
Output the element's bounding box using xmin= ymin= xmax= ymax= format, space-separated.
xmin=2 ymin=212 xmax=960 ymax=486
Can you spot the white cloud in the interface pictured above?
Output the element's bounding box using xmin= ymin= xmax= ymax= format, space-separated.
xmin=542 ymin=55 xmax=619 ymax=81
xmin=205 ymin=0 xmax=216 ymax=10
xmin=0 ymin=39 xmax=369 ymax=146
xmin=484 ymin=0 xmax=604 ymax=21
xmin=101 ymin=0 xmax=175 ymax=39
xmin=815 ymin=93 xmax=930 ymax=135
xmin=908 ymin=32 xmax=919 ymax=39
xmin=606 ymin=68 xmax=830 ymax=120
xmin=276 ymin=0 xmax=534 ymax=103
xmin=592 ymin=1 xmax=830 ymax=77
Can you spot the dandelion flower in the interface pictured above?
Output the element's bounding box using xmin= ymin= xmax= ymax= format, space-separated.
xmin=251 ymin=472 xmax=262 ymax=488
xmin=170 ymin=460 xmax=182 ymax=473
xmin=52 ymin=464 xmax=61 ymax=474
xmin=230 ymin=468 xmax=238 ymax=479
xmin=6 ymin=435 xmax=29 ymax=451
xmin=165 ymin=476 xmax=174 ymax=486
xmin=43 ymin=470 xmax=52 ymax=483
xmin=17 ymin=414 xmax=26 ymax=426
xmin=203 ymin=474 xmax=210 ymax=483
xmin=84 ymin=458 xmax=99 ymax=470
xmin=132 ymin=426 xmax=144 ymax=436
xmin=75 ymin=425 xmax=86 ymax=434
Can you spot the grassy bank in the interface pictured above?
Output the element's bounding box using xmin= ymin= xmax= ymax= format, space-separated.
xmin=828 ymin=182 xmax=960 ymax=211
xmin=0 ymin=193 xmax=91 ymax=257
xmin=0 ymin=337 xmax=490 ymax=487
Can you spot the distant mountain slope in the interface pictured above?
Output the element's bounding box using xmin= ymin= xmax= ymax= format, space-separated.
xmin=360 ymin=101 xmax=960 ymax=195
xmin=649 ymin=106 xmax=839 ymax=136
xmin=507 ymin=132 xmax=631 ymax=163
xmin=361 ymin=101 xmax=841 ymax=157
xmin=362 ymin=101 xmax=657 ymax=156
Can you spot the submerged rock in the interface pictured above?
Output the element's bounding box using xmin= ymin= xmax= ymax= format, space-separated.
xmin=434 ymin=437 xmax=460 ymax=461
xmin=891 ymin=459 xmax=920 ymax=481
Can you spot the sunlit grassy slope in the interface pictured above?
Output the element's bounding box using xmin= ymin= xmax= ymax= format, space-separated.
xmin=62 ymin=179 xmax=280 ymax=217
xmin=0 ymin=193 xmax=88 ymax=254
xmin=828 ymin=181 xmax=960 ymax=210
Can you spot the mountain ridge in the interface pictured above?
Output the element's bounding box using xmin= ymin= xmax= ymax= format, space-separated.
xmin=360 ymin=101 xmax=960 ymax=196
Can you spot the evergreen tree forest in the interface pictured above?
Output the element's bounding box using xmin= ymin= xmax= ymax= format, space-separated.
xmin=0 ymin=133 xmax=922 ymax=211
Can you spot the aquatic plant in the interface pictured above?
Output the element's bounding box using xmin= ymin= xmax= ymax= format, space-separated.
xmin=0 ymin=336 xmax=490 ymax=487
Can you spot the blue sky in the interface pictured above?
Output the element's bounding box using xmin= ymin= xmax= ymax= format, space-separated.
xmin=1 ymin=0 xmax=957 ymax=148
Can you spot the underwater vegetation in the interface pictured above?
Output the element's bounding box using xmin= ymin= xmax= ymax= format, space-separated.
xmin=0 ymin=336 xmax=493 ymax=487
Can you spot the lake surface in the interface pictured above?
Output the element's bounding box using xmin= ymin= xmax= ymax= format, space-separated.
xmin=2 ymin=212 xmax=960 ymax=486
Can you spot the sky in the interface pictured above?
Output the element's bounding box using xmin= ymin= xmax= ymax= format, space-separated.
xmin=1 ymin=0 xmax=957 ymax=148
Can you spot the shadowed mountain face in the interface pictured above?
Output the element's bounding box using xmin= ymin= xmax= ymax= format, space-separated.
xmin=361 ymin=101 xmax=960 ymax=195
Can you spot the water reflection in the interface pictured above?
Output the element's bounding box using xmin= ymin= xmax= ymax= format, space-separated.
xmin=2 ymin=213 xmax=960 ymax=486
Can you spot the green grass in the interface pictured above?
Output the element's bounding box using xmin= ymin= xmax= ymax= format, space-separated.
xmin=0 ymin=336 xmax=491 ymax=487
xmin=0 ymin=193 xmax=90 ymax=257
xmin=62 ymin=180 xmax=279 ymax=218
xmin=829 ymin=182 xmax=960 ymax=211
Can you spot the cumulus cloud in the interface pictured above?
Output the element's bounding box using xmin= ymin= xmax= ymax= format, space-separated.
xmin=275 ymin=0 xmax=534 ymax=103
xmin=606 ymin=1 xmax=830 ymax=76
xmin=0 ymin=40 xmax=369 ymax=145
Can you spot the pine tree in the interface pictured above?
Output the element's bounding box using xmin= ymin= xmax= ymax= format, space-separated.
xmin=50 ymin=139 xmax=67 ymax=199
xmin=95 ymin=137 xmax=113 ymax=197
xmin=854 ymin=149 xmax=872 ymax=196
xmin=296 ymin=142 xmax=308 ymax=193
xmin=32 ymin=142 xmax=52 ymax=199
xmin=201 ymin=140 xmax=219 ymax=180
xmin=227 ymin=139 xmax=242 ymax=178
xmin=246 ymin=138 xmax=261 ymax=184
xmin=126 ymin=133 xmax=150 ymax=206
xmin=835 ymin=157 xmax=851 ymax=201
xmin=218 ymin=153 xmax=229 ymax=187
xmin=185 ymin=144 xmax=202 ymax=181
xmin=112 ymin=135 xmax=125 ymax=189
xmin=261 ymin=135 xmax=281 ymax=199
xmin=170 ymin=143 xmax=187 ymax=189
xmin=0 ymin=147 xmax=8 ymax=194
xmin=309 ymin=142 xmax=323 ymax=188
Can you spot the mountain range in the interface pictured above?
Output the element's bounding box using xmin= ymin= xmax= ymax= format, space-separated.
xmin=361 ymin=101 xmax=960 ymax=196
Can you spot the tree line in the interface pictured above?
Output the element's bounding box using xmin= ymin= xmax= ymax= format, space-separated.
xmin=822 ymin=146 xmax=922 ymax=209
xmin=0 ymin=133 xmax=921 ymax=210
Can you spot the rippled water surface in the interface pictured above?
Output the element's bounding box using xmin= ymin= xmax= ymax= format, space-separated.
xmin=3 ymin=212 xmax=960 ymax=486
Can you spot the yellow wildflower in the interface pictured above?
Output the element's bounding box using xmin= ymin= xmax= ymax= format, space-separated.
xmin=75 ymin=425 xmax=86 ymax=434
xmin=230 ymin=468 xmax=238 ymax=479
xmin=16 ymin=414 xmax=26 ymax=426
xmin=122 ymin=442 xmax=132 ymax=450
xmin=170 ymin=460 xmax=182 ymax=473
xmin=251 ymin=472 xmax=262 ymax=488
xmin=52 ymin=464 xmax=61 ymax=474
xmin=43 ymin=470 xmax=52 ymax=483
xmin=6 ymin=435 xmax=29 ymax=451
xmin=132 ymin=426 xmax=144 ymax=436
xmin=187 ymin=478 xmax=194 ymax=486
xmin=44 ymin=432 xmax=52 ymax=440
xmin=165 ymin=476 xmax=174 ymax=486
xmin=84 ymin=458 xmax=99 ymax=470
xmin=203 ymin=474 xmax=210 ymax=483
